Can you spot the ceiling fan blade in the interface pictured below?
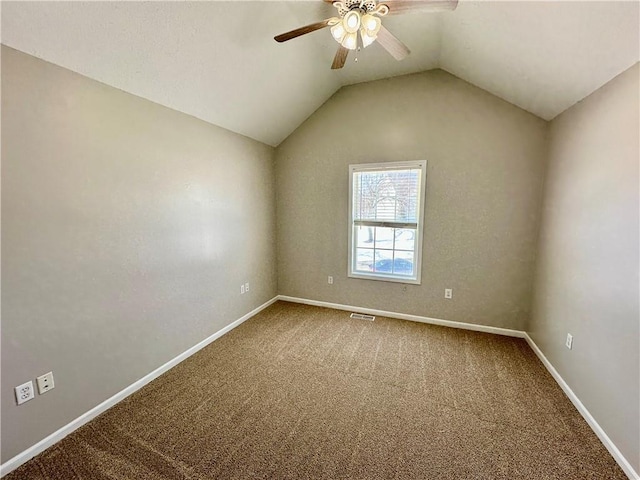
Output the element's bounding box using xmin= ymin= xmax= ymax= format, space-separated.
xmin=274 ymin=19 xmax=334 ymax=43
xmin=383 ymin=0 xmax=458 ymax=15
xmin=331 ymin=46 xmax=350 ymax=69
xmin=376 ymin=25 xmax=410 ymax=61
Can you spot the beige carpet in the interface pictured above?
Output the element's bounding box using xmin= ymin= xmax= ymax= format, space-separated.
xmin=6 ymin=301 xmax=626 ymax=479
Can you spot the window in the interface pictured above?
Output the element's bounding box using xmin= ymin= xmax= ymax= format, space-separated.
xmin=348 ymin=161 xmax=427 ymax=284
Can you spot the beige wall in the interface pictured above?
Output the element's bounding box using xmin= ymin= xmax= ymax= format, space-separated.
xmin=530 ymin=63 xmax=640 ymax=473
xmin=1 ymin=46 xmax=277 ymax=462
xmin=275 ymin=70 xmax=548 ymax=330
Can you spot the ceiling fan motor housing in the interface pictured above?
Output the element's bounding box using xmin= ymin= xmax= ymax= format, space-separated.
xmin=335 ymin=0 xmax=378 ymax=17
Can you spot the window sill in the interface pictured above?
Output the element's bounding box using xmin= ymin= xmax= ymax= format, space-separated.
xmin=348 ymin=272 xmax=421 ymax=285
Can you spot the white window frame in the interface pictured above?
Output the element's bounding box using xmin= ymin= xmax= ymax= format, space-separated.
xmin=348 ymin=160 xmax=427 ymax=284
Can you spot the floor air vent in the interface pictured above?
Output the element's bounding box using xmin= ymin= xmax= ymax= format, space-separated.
xmin=350 ymin=313 xmax=375 ymax=321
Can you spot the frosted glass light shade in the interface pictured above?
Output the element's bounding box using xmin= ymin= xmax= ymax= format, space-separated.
xmin=331 ymin=23 xmax=346 ymax=42
xmin=362 ymin=14 xmax=381 ymax=35
xmin=343 ymin=11 xmax=361 ymax=33
xmin=341 ymin=31 xmax=358 ymax=50
xmin=361 ymin=31 xmax=376 ymax=48
xmin=360 ymin=14 xmax=381 ymax=48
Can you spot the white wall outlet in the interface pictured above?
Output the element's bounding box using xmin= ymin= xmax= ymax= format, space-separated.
xmin=240 ymin=284 xmax=245 ymax=295
xmin=36 ymin=372 xmax=55 ymax=394
xmin=15 ymin=381 xmax=35 ymax=405
xmin=245 ymin=282 xmax=249 ymax=293
xmin=328 ymin=276 xmax=333 ymax=285
xmin=566 ymin=333 xmax=573 ymax=350
xmin=445 ymin=288 xmax=453 ymax=299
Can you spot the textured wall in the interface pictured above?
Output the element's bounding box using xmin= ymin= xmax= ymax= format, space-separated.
xmin=530 ymin=63 xmax=640 ymax=474
xmin=275 ymin=70 xmax=548 ymax=330
xmin=1 ymin=46 xmax=277 ymax=462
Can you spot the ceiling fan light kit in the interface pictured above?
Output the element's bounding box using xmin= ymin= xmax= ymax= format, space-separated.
xmin=329 ymin=1 xmax=388 ymax=51
xmin=344 ymin=10 xmax=361 ymax=32
xmin=274 ymin=0 xmax=458 ymax=69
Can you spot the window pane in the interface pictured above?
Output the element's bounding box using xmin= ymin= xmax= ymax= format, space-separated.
xmin=355 ymin=248 xmax=374 ymax=272
xmin=355 ymin=226 xmax=374 ymax=248
xmin=374 ymin=227 xmax=394 ymax=249
xmin=393 ymin=251 xmax=414 ymax=276
xmin=373 ymin=250 xmax=393 ymax=273
xmin=394 ymin=228 xmax=415 ymax=251
xmin=353 ymin=169 xmax=421 ymax=223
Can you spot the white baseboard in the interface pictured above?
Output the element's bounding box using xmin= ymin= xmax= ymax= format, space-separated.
xmin=3 ymin=296 xmax=636 ymax=480
xmin=277 ymin=295 xmax=526 ymax=338
xmin=523 ymin=333 xmax=638 ymax=480
xmin=0 ymin=296 xmax=279 ymax=478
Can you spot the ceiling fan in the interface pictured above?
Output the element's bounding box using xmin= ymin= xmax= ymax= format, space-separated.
xmin=274 ymin=0 xmax=458 ymax=70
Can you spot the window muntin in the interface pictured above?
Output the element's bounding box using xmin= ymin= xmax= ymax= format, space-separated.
xmin=348 ymin=161 xmax=426 ymax=284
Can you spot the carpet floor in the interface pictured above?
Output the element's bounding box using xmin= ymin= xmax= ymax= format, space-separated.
xmin=6 ymin=301 xmax=626 ymax=479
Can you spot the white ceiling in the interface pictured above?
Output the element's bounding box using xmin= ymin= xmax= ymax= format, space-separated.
xmin=2 ymin=1 xmax=638 ymax=146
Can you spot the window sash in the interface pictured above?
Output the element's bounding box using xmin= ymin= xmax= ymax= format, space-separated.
xmin=353 ymin=220 xmax=417 ymax=229
xmin=352 ymin=167 xmax=421 ymax=224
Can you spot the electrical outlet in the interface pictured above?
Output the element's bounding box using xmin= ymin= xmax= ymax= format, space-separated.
xmin=445 ymin=288 xmax=453 ymax=299
xmin=36 ymin=372 xmax=55 ymax=394
xmin=566 ymin=333 xmax=573 ymax=350
xmin=245 ymin=282 xmax=249 ymax=293
xmin=328 ymin=276 xmax=333 ymax=285
xmin=15 ymin=381 xmax=35 ymax=405
xmin=240 ymin=284 xmax=245 ymax=295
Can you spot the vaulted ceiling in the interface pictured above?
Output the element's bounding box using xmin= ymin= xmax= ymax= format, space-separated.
xmin=2 ymin=1 xmax=638 ymax=146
